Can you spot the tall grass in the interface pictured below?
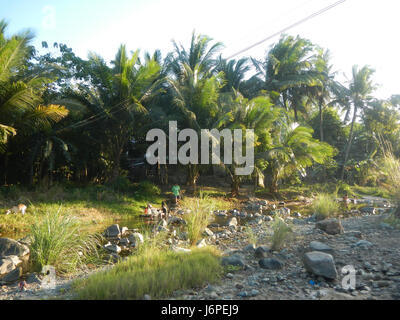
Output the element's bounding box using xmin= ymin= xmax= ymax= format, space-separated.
xmin=29 ymin=207 xmax=103 ymax=274
xmin=270 ymin=217 xmax=293 ymax=251
xmin=73 ymin=246 xmax=223 ymax=300
xmin=183 ymin=192 xmax=216 ymax=245
xmin=312 ymin=193 xmax=339 ymax=221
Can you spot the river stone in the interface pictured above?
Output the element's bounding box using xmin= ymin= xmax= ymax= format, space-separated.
xmin=0 ymin=266 xmax=22 ymax=284
xmin=259 ymin=258 xmax=284 ymax=270
xmin=354 ymin=240 xmax=373 ymax=249
xmin=168 ymin=216 xmax=186 ymax=225
xmin=196 ymin=239 xmax=207 ymax=248
xmin=344 ymin=230 xmax=363 ymax=239
xmin=254 ymin=245 xmax=270 ymax=259
xmin=243 ymin=244 xmax=256 ymax=252
xmin=360 ymin=207 xmax=376 ymax=214
xmin=227 ymin=217 xmax=238 ymax=228
xmin=221 ymin=254 xmax=245 ymax=268
xmin=316 ymin=218 xmax=344 ymax=235
xmin=303 ymin=251 xmax=338 ymax=280
xmin=203 ymin=228 xmax=214 ymax=237
xmin=128 ymin=232 xmax=144 ymax=247
xmin=104 ymin=243 xmax=121 ymax=254
xmin=309 ymin=241 xmax=334 ymax=255
xmin=0 ymin=256 xmax=22 ymax=276
xmin=0 ymin=238 xmax=30 ymax=257
xmin=104 ymin=224 xmax=121 ymax=238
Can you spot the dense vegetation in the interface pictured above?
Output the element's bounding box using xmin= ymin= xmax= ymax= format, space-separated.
xmin=1 ymin=19 xmax=400 ymax=201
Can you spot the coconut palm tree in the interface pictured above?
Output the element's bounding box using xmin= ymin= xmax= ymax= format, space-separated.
xmin=337 ymin=65 xmax=376 ymax=180
xmin=216 ymin=90 xmax=279 ymax=196
xmin=166 ymin=32 xmax=224 ymax=186
xmin=252 ymin=35 xmax=322 ymax=121
xmin=257 ymin=120 xmax=335 ymax=193
xmin=64 ymin=45 xmax=162 ymax=181
xmin=214 ymin=56 xmax=250 ymax=93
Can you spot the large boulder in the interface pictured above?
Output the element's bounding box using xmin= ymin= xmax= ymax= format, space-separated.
xmin=0 ymin=238 xmax=29 ymax=257
xmin=303 ymin=251 xmax=338 ymax=280
xmin=316 ymin=218 xmax=344 ymax=235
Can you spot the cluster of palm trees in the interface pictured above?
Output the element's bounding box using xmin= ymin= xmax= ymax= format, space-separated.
xmin=1 ymin=19 xmax=398 ymax=195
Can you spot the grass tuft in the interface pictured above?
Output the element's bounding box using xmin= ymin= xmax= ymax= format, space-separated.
xmin=312 ymin=193 xmax=339 ymax=221
xmin=73 ymin=246 xmax=223 ymax=300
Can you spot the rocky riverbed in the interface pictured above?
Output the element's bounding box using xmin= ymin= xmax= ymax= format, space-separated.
xmin=1 ymin=196 xmax=399 ymax=300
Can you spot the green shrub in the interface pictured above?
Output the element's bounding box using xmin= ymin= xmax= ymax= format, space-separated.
xmin=270 ymin=217 xmax=293 ymax=251
xmin=183 ymin=192 xmax=215 ymax=245
xmin=312 ymin=193 xmax=339 ymax=221
xmin=73 ymin=246 xmax=223 ymax=299
xmin=106 ymin=176 xmax=134 ymax=193
xmin=135 ymin=180 xmax=161 ymax=196
xmin=29 ymin=208 xmax=103 ymax=274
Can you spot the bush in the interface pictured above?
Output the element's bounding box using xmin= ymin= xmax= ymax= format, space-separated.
xmin=29 ymin=208 xmax=103 ymax=274
xmin=136 ymin=180 xmax=161 ymax=196
xmin=73 ymin=246 xmax=223 ymax=299
xmin=312 ymin=193 xmax=339 ymax=221
xmin=270 ymin=217 xmax=293 ymax=251
xmin=183 ymin=192 xmax=215 ymax=245
xmin=106 ymin=176 xmax=134 ymax=193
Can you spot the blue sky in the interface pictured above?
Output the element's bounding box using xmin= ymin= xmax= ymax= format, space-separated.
xmin=2 ymin=0 xmax=399 ymax=98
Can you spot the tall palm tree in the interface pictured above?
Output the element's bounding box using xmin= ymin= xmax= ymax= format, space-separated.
xmin=0 ymin=20 xmax=69 ymax=184
xmin=216 ymin=90 xmax=279 ymax=196
xmin=338 ymin=65 xmax=376 ymax=180
xmin=252 ymin=35 xmax=322 ymax=121
xmin=214 ymin=56 xmax=250 ymax=93
xmin=166 ymin=32 xmax=224 ymax=186
xmin=65 ymin=45 xmax=162 ymax=181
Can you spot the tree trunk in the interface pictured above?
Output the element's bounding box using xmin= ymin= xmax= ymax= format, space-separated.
xmin=270 ymin=171 xmax=279 ymax=194
xmin=186 ymin=164 xmax=199 ymax=186
xmin=340 ymin=106 xmax=358 ymax=181
xmin=319 ymin=100 xmax=324 ymax=142
xmin=231 ymin=176 xmax=240 ymax=197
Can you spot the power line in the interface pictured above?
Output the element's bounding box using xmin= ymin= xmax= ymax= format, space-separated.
xmin=225 ymin=0 xmax=347 ymax=60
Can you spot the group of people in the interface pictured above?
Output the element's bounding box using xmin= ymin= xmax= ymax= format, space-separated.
xmin=143 ymin=184 xmax=182 ymax=219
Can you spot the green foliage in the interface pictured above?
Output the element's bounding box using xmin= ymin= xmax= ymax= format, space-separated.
xmin=183 ymin=192 xmax=216 ymax=245
xmin=73 ymin=246 xmax=223 ymax=299
xmin=312 ymin=193 xmax=339 ymax=221
xmin=270 ymin=217 xmax=293 ymax=251
xmin=29 ymin=208 xmax=103 ymax=274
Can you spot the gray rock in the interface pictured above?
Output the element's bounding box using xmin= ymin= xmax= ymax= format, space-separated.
xmin=360 ymin=207 xmax=376 ymax=215
xmin=316 ymin=218 xmax=344 ymax=235
xmin=227 ymin=217 xmax=238 ymax=228
xmin=221 ymin=255 xmax=245 ymax=268
xmin=309 ymin=241 xmax=334 ymax=255
xmin=104 ymin=243 xmax=121 ymax=253
xmin=0 ymin=255 xmax=21 ymax=276
xmin=254 ymin=245 xmax=270 ymax=259
xmin=0 ymin=238 xmax=29 ymax=257
xmin=354 ymin=240 xmax=373 ymax=249
xmin=0 ymin=266 xmax=22 ymax=284
xmin=104 ymin=224 xmax=121 ymax=238
xmin=344 ymin=230 xmax=363 ymax=239
xmin=243 ymin=244 xmax=256 ymax=252
xmin=196 ymin=239 xmax=207 ymax=248
xmin=168 ymin=216 xmax=187 ymax=225
xmin=203 ymin=228 xmax=214 ymax=237
xmin=303 ymin=251 xmax=338 ymax=280
xmin=259 ymin=258 xmax=284 ymax=270
xmin=26 ymin=272 xmax=42 ymax=284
